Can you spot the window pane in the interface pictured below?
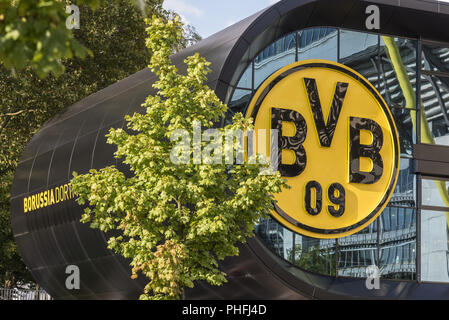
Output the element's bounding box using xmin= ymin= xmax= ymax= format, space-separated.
xmin=398 ymin=208 xmax=405 ymax=229
xmin=255 ymin=217 xmax=292 ymax=261
xmin=379 ymin=206 xmax=417 ymax=280
xmin=389 ymin=158 xmax=416 ymax=207
xmin=390 ymin=207 xmax=398 ymax=230
xmin=422 ymin=43 xmax=449 ymax=73
xmin=391 ymin=108 xmax=416 ymax=157
xmin=339 ymin=30 xmax=379 ymax=90
xmin=379 ymin=37 xmax=418 ymax=109
xmin=340 ymin=30 xmax=378 ymax=60
xmin=225 ymin=88 xmax=253 ymax=125
xmin=337 ymin=223 xmax=378 ymax=278
xmin=292 ymin=235 xmax=336 ymax=276
xmin=404 ymin=207 xmax=413 ymax=229
xmin=421 ymin=210 xmax=449 ymax=282
xmin=236 ymin=63 xmax=253 ymax=89
xmin=421 ymin=74 xmax=449 ymax=145
xmin=297 ymin=27 xmax=338 ymax=62
xmin=255 ymin=217 xmax=336 ymax=276
xmin=422 ymin=178 xmax=449 ymax=208
xmin=254 ymin=32 xmax=296 ymax=89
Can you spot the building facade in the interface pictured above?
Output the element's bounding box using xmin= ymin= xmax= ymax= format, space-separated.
xmin=10 ymin=0 xmax=449 ymax=299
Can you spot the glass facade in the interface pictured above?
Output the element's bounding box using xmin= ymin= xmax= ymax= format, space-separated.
xmin=421 ymin=210 xmax=449 ymax=282
xmin=254 ymin=32 xmax=297 ymax=89
xmin=226 ymin=27 xmax=449 ymax=283
xmin=420 ymin=43 xmax=449 ymax=145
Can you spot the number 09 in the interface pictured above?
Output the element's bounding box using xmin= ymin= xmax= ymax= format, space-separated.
xmin=305 ymin=181 xmax=346 ymax=217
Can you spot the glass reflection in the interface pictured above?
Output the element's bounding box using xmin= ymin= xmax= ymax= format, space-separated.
xmin=254 ymin=32 xmax=296 ymax=89
xmin=225 ymin=88 xmax=252 ymax=125
xmin=379 ymin=207 xmax=417 ymax=280
xmin=379 ymin=242 xmax=416 ymax=280
xmin=256 ymin=217 xmax=291 ymax=260
xmin=379 ymin=37 xmax=418 ymax=109
xmin=421 ymin=210 xmax=449 ymax=282
xmin=421 ymin=74 xmax=449 ymax=145
xmin=297 ymin=27 xmax=338 ymax=62
xmin=290 ymin=236 xmax=336 ymax=277
xmin=422 ymin=43 xmax=449 ymax=72
xmin=255 ymin=217 xmax=336 ymax=276
xmin=236 ymin=62 xmax=253 ymax=89
xmin=422 ymin=178 xmax=449 ymax=208
xmin=339 ymin=30 xmax=379 ymax=90
xmin=389 ymin=158 xmax=416 ymax=207
xmin=390 ymin=108 xmax=416 ymax=156
xmin=338 ymin=224 xmax=378 ymax=278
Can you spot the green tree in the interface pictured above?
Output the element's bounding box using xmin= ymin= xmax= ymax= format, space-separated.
xmin=0 ymin=0 xmax=102 ymax=78
xmin=0 ymin=171 xmax=34 ymax=288
xmin=0 ymin=0 xmax=164 ymax=288
xmin=142 ymin=0 xmax=202 ymax=52
xmin=0 ymin=0 xmax=201 ymax=77
xmin=71 ymin=16 xmax=286 ymax=300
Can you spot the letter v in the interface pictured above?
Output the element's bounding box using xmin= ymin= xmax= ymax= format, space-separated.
xmin=304 ymin=78 xmax=349 ymax=147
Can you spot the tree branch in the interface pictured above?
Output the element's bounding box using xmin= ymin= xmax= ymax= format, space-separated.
xmin=0 ymin=109 xmax=34 ymax=136
xmin=0 ymin=110 xmax=26 ymax=117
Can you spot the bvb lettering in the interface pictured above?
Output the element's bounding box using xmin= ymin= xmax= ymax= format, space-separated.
xmin=272 ymin=80 xmax=384 ymax=186
xmin=271 ymin=81 xmax=384 ymax=219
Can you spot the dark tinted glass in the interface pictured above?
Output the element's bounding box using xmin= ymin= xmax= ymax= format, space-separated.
xmin=225 ymin=88 xmax=253 ymax=125
xmin=255 ymin=217 xmax=336 ymax=276
xmin=338 ymin=223 xmax=378 ymax=278
xmin=422 ymin=43 xmax=449 ymax=73
xmin=420 ymin=74 xmax=449 ymax=146
xmin=379 ymin=207 xmax=417 ymax=280
xmin=389 ymin=158 xmax=416 ymax=207
xmin=390 ymin=108 xmax=416 ymax=156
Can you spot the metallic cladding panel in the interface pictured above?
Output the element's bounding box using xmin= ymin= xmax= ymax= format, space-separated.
xmin=10 ymin=0 xmax=449 ymax=300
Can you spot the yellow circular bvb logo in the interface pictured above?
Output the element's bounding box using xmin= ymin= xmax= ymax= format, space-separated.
xmin=246 ymin=60 xmax=400 ymax=239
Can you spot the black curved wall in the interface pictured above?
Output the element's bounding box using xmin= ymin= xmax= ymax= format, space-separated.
xmin=11 ymin=0 xmax=449 ymax=300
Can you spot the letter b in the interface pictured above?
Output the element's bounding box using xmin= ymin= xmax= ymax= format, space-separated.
xmin=271 ymin=108 xmax=307 ymax=177
xmin=349 ymin=117 xmax=383 ymax=184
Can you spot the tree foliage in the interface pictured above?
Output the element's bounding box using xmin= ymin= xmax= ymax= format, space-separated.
xmin=0 ymin=171 xmax=34 ymax=287
xmin=0 ymin=0 xmax=161 ymax=287
xmin=71 ymin=16 xmax=286 ymax=300
xmin=0 ymin=0 xmax=201 ymax=77
xmin=0 ymin=0 xmax=100 ymax=78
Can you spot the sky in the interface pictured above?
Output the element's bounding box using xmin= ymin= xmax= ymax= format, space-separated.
xmin=163 ymin=0 xmax=280 ymax=39
xmin=164 ymin=0 xmax=449 ymax=39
